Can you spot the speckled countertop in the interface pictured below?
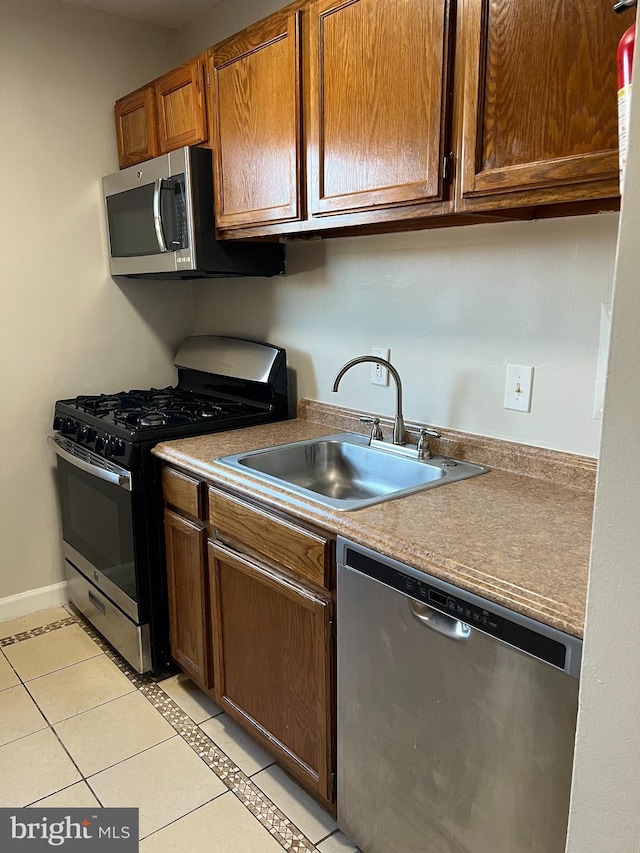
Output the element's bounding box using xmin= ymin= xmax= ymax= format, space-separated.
xmin=153 ymin=401 xmax=596 ymax=638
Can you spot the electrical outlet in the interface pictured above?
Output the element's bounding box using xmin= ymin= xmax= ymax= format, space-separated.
xmin=504 ymin=364 xmax=534 ymax=412
xmin=371 ymin=347 xmax=390 ymax=386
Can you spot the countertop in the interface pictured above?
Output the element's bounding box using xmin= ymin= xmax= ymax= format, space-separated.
xmin=153 ymin=402 xmax=595 ymax=638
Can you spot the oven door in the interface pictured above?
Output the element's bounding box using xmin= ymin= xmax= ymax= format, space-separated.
xmin=49 ymin=435 xmax=139 ymax=622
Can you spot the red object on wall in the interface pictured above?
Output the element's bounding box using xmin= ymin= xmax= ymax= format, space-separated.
xmin=617 ymin=22 xmax=636 ymax=193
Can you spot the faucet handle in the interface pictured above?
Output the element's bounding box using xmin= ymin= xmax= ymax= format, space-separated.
xmin=417 ymin=427 xmax=441 ymax=460
xmin=360 ymin=416 xmax=384 ymax=442
xmin=420 ymin=427 xmax=441 ymax=439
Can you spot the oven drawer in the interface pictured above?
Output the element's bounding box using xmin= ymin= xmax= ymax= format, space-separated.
xmin=209 ymin=488 xmax=332 ymax=589
xmin=162 ymin=466 xmax=203 ymax=520
xmin=65 ymin=561 xmax=151 ymax=674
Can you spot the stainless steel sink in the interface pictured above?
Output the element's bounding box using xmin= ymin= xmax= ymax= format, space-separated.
xmin=217 ymin=433 xmax=488 ymax=511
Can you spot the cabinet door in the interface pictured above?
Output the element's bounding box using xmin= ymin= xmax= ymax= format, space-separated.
xmin=458 ymin=0 xmax=630 ymax=209
xmin=209 ymin=542 xmax=334 ymax=802
xmin=155 ymin=59 xmax=208 ymax=154
xmin=209 ymin=7 xmax=303 ymax=229
xmin=164 ymin=509 xmax=210 ymax=689
xmin=114 ymin=86 xmax=159 ymax=169
xmin=307 ymin=0 xmax=453 ymax=216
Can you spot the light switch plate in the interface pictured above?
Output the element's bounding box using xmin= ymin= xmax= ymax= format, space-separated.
xmin=504 ymin=364 xmax=534 ymax=412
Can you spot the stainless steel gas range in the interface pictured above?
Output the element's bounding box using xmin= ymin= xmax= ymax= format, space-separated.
xmin=49 ymin=336 xmax=290 ymax=676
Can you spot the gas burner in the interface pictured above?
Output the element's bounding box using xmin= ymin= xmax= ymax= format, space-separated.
xmin=198 ymin=406 xmax=224 ymax=419
xmin=161 ymin=407 xmax=199 ymax=425
xmin=146 ymin=393 xmax=181 ymax=408
xmin=139 ymin=412 xmax=167 ymax=428
xmin=77 ymin=393 xmax=147 ymax=415
xmin=118 ymin=408 xmax=196 ymax=429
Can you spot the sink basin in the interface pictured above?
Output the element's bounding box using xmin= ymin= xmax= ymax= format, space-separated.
xmin=217 ymin=432 xmax=488 ymax=511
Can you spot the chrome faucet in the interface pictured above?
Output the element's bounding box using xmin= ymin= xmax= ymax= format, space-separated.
xmin=332 ymin=356 xmax=406 ymax=445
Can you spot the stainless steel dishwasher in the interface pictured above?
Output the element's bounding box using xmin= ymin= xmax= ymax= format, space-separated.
xmin=337 ymin=538 xmax=582 ymax=853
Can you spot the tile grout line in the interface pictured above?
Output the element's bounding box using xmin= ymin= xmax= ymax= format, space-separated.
xmin=26 ymin=779 xmax=104 ymax=810
xmin=3 ymin=614 xmax=320 ymax=852
xmin=0 ymin=616 xmax=78 ymax=648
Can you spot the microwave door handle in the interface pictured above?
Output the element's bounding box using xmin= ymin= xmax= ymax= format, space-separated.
xmin=47 ymin=435 xmax=132 ymax=492
xmin=153 ymin=178 xmax=168 ymax=252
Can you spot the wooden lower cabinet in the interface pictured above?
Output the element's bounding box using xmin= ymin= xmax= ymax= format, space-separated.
xmin=162 ymin=471 xmax=336 ymax=804
xmin=208 ymin=541 xmax=335 ymax=804
xmin=164 ymin=508 xmax=211 ymax=690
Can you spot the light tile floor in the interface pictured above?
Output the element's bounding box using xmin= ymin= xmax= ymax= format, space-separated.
xmin=0 ymin=606 xmax=358 ymax=853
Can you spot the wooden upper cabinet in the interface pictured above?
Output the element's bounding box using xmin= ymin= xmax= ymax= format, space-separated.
xmin=155 ymin=59 xmax=208 ymax=154
xmin=308 ymin=0 xmax=453 ymax=216
xmin=114 ymin=58 xmax=207 ymax=169
xmin=114 ymin=86 xmax=159 ymax=169
xmin=209 ymin=6 xmax=304 ymax=229
xmin=458 ymin=0 xmax=630 ymax=209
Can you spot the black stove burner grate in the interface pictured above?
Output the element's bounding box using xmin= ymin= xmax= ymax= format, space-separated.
xmin=76 ymin=393 xmax=149 ymax=415
xmin=74 ymin=386 xmax=252 ymax=431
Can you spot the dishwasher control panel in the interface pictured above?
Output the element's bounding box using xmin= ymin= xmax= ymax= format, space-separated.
xmin=401 ymin=577 xmax=501 ymax=630
xmin=344 ymin=546 xmax=570 ymax=671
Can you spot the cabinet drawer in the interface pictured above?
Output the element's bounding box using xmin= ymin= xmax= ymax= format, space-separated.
xmin=209 ymin=488 xmax=332 ymax=589
xmin=163 ymin=467 xmax=203 ymax=519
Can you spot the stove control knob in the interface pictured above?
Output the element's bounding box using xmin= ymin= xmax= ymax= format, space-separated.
xmin=52 ymin=415 xmax=63 ymax=431
xmin=78 ymin=426 xmax=95 ymax=444
xmin=110 ymin=438 xmax=126 ymax=457
xmin=103 ymin=436 xmax=124 ymax=457
xmin=94 ymin=435 xmax=106 ymax=453
xmin=63 ymin=418 xmax=77 ymax=435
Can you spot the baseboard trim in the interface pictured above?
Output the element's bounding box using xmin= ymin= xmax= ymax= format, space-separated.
xmin=0 ymin=582 xmax=68 ymax=623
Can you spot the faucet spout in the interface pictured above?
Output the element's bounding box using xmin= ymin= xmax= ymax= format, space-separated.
xmin=332 ymin=355 xmax=405 ymax=445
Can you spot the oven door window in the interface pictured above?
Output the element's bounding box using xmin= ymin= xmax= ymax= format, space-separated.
xmin=106 ymin=181 xmax=180 ymax=258
xmin=56 ymin=457 xmax=137 ymax=603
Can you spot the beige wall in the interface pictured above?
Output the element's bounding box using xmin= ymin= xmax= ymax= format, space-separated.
xmin=192 ymin=214 xmax=617 ymax=457
xmin=0 ymin=0 xmax=191 ymax=602
xmin=179 ymin=0 xmax=619 ymax=459
xmin=177 ymin=0 xmax=284 ymax=54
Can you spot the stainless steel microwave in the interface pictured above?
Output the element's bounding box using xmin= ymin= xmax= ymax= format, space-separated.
xmin=102 ymin=146 xmax=284 ymax=279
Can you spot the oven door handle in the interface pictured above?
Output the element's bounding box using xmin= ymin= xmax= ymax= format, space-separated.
xmin=48 ymin=435 xmax=132 ymax=492
xmin=153 ymin=178 xmax=169 ymax=253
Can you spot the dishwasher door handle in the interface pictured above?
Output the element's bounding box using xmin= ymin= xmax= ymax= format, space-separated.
xmin=408 ymin=600 xmax=472 ymax=640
